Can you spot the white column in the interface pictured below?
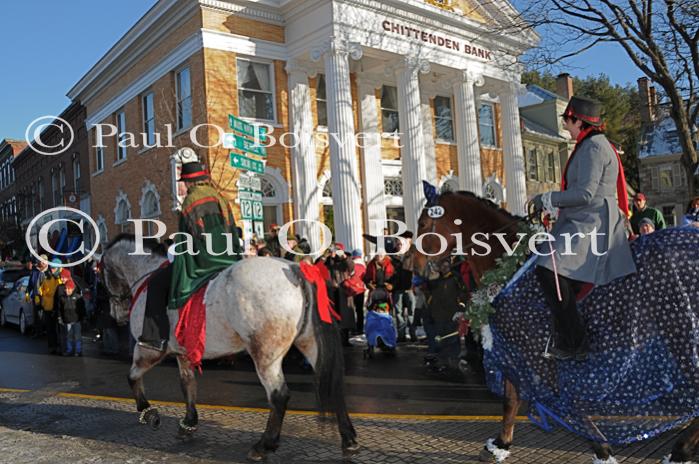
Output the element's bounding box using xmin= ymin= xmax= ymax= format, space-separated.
xmin=421 ymin=91 xmax=438 ymax=185
xmin=311 ymin=38 xmax=363 ymax=251
xmin=395 ymin=56 xmax=431 ymax=234
xmin=286 ymin=62 xmax=321 ymax=250
xmin=500 ymin=81 xmax=528 ymax=216
xmin=453 ymin=71 xmax=484 ymax=194
xmin=357 ymin=78 xmax=387 ymax=243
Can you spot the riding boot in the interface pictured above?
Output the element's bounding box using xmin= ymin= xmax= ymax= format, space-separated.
xmin=139 ymin=265 xmax=173 ymax=351
xmin=536 ymin=266 xmax=588 ymax=361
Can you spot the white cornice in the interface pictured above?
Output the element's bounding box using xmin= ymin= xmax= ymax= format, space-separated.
xmin=85 ymin=29 xmax=288 ymax=128
xmin=201 ymin=28 xmax=287 ymax=59
xmin=339 ymin=0 xmax=537 ymax=54
xmin=68 ymin=0 xmax=184 ymax=100
xmin=86 ymin=32 xmax=202 ymax=128
xmin=199 ymin=0 xmax=285 ymax=25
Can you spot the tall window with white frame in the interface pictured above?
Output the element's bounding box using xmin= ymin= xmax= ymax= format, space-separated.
xmin=38 ymin=178 xmax=44 ymax=211
xmin=433 ymin=96 xmax=454 ymax=142
xmin=141 ymin=190 xmax=161 ymax=235
xmin=142 ymin=92 xmax=156 ymax=146
xmin=51 ymin=170 xmax=59 ymax=206
xmin=478 ymin=102 xmax=497 ymax=148
xmin=116 ymin=198 xmax=131 ymax=233
xmin=237 ymin=58 xmax=275 ymax=122
xmin=316 ymin=74 xmax=327 ymax=127
xmin=59 ymin=165 xmax=66 ymax=201
xmin=381 ymin=85 xmax=399 ymax=135
xmin=546 ymin=150 xmax=556 ymax=182
xmin=116 ymin=110 xmax=127 ymax=161
xmin=176 ymin=67 xmax=192 ymax=131
xmin=73 ymin=156 xmax=81 ymax=192
xmin=95 ymin=144 xmax=104 ymax=173
xmin=527 ymin=147 xmax=539 ymax=181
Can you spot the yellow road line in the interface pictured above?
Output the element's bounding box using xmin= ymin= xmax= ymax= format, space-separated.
xmin=0 ymin=387 xmax=30 ymax=393
xmin=2 ymin=386 xmax=527 ymax=422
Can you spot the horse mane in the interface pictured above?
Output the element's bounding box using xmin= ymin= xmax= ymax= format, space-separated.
xmin=440 ymin=190 xmax=523 ymax=222
xmin=105 ymin=233 xmax=167 ymax=257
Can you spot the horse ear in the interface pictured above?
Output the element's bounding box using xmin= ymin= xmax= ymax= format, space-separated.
xmin=422 ymin=181 xmax=438 ymax=207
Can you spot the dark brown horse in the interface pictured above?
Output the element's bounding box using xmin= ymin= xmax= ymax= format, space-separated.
xmin=411 ymin=190 xmax=699 ymax=464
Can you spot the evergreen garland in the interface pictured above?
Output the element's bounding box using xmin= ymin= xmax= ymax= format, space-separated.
xmin=463 ymin=223 xmax=537 ymax=335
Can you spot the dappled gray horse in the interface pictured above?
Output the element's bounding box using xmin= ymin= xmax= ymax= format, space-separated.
xmin=100 ymin=234 xmax=358 ymax=461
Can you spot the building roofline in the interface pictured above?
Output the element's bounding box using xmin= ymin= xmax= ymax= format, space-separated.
xmin=67 ymin=1 xmax=177 ymax=100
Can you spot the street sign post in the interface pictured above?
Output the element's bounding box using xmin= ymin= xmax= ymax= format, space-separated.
xmin=222 ymin=133 xmax=268 ymax=157
xmin=230 ymin=153 xmax=264 ymax=173
xmin=228 ymin=114 xmax=268 ymax=141
xmin=239 ymin=173 xmax=262 ymax=191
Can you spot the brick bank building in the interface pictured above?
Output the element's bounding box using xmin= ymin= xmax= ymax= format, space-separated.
xmin=67 ymin=0 xmax=537 ymax=252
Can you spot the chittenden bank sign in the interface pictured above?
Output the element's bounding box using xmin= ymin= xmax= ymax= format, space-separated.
xmin=381 ymin=20 xmax=493 ymax=60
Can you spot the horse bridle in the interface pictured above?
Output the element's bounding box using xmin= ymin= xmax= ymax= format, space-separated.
xmin=420 ymin=201 xmax=538 ymax=276
xmin=101 ymin=262 xmax=163 ymax=305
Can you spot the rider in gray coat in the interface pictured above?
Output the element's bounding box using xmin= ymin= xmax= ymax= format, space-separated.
xmin=532 ymin=96 xmax=636 ymax=361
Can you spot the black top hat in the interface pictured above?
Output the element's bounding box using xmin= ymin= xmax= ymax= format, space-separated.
xmin=561 ymin=96 xmax=603 ymax=127
xmin=178 ymin=161 xmax=210 ymax=182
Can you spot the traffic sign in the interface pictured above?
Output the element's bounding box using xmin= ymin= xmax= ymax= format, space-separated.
xmin=253 ymin=221 xmax=265 ymax=239
xmin=239 ymin=173 xmax=262 ymax=192
xmin=228 ymin=114 xmax=268 ymax=141
xmin=252 ymin=200 xmax=264 ymax=221
xmin=223 ymin=133 xmax=267 ymax=157
xmin=230 ymin=153 xmax=264 ymax=173
xmin=240 ymin=199 xmax=253 ymax=220
xmin=238 ymin=189 xmax=263 ymax=202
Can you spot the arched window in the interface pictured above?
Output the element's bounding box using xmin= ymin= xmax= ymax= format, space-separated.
xmin=96 ymin=215 xmax=109 ymax=245
xmin=139 ymin=181 xmax=161 ymax=235
xmin=114 ymin=191 xmax=132 ymax=233
xmin=482 ymin=175 xmax=505 ymax=205
xmin=258 ymin=168 xmax=288 ymax=233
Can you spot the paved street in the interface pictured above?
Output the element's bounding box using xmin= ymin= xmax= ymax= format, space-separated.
xmin=0 ymin=327 xmax=687 ymax=463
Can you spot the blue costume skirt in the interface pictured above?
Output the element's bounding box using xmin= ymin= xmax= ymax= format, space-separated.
xmin=485 ymin=227 xmax=699 ymax=444
xmin=365 ymin=310 xmax=397 ymax=349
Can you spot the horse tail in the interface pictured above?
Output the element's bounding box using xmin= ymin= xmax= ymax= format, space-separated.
xmin=302 ymin=275 xmax=356 ymax=438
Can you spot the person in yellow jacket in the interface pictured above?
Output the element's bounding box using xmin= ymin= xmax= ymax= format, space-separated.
xmin=38 ymin=259 xmax=65 ymax=354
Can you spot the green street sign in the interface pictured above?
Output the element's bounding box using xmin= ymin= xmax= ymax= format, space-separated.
xmin=240 ymin=199 xmax=253 ymax=220
xmin=223 ymin=133 xmax=267 ymax=157
xmin=252 ymin=200 xmax=264 ymax=221
xmin=228 ymin=114 xmax=268 ymax=141
xmin=230 ymin=152 xmax=264 ymax=174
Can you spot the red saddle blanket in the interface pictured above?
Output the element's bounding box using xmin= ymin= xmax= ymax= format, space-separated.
xmin=175 ymin=284 xmax=208 ymax=370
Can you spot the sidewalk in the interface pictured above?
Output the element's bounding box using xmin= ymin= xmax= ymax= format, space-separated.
xmin=0 ymin=389 xmax=681 ymax=463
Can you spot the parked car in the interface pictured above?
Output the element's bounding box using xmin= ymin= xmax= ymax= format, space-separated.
xmin=0 ymin=267 xmax=30 ymax=299
xmin=0 ymin=276 xmax=34 ymax=335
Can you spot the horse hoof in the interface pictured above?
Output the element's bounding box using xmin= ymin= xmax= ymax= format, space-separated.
xmin=246 ymin=448 xmax=266 ymax=462
xmin=479 ymin=448 xmax=496 ymax=462
xmin=139 ymin=408 xmax=161 ymax=431
xmin=177 ymin=420 xmax=197 ymax=439
xmin=342 ymin=442 xmax=361 ymax=458
xmin=480 ymin=439 xmax=511 ymax=463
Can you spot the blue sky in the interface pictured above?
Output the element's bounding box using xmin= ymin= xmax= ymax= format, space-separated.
xmin=0 ymin=0 xmax=157 ymax=140
xmin=0 ymin=1 xmax=642 ymax=140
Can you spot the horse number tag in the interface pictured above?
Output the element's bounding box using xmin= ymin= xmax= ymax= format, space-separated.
xmin=427 ymin=206 xmax=445 ymax=218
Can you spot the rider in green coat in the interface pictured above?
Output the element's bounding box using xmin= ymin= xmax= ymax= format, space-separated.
xmin=139 ymin=161 xmax=242 ymax=351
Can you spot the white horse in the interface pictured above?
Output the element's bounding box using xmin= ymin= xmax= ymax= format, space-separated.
xmin=100 ymin=234 xmax=359 ymax=461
